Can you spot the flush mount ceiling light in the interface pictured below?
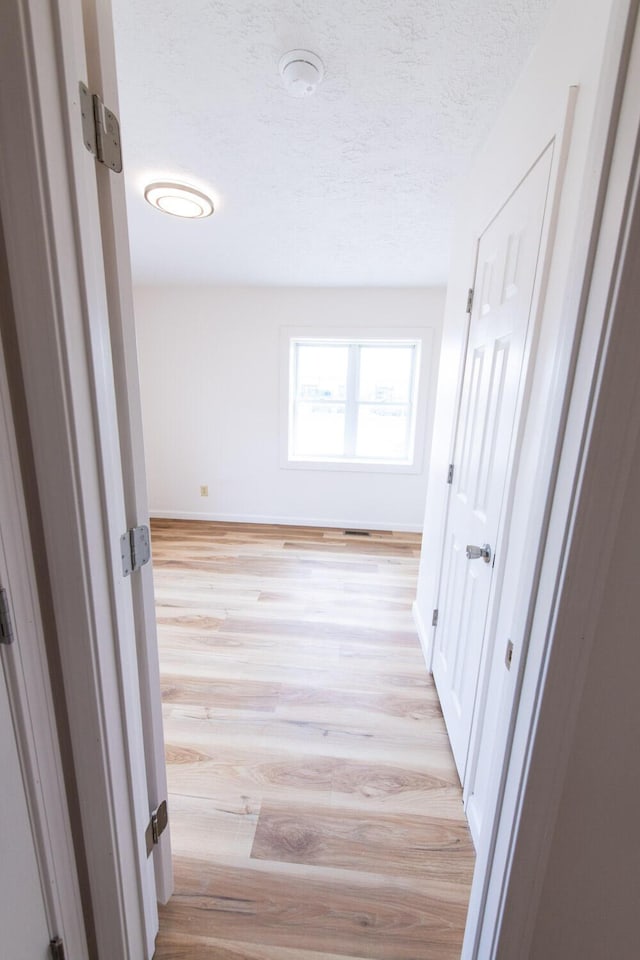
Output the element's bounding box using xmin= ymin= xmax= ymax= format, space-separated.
xmin=279 ymin=50 xmax=325 ymax=98
xmin=144 ymin=182 xmax=214 ymax=219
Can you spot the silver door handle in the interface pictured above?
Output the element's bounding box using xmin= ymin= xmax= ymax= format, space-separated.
xmin=466 ymin=543 xmax=492 ymax=563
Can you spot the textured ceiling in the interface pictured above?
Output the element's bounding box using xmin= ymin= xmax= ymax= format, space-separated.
xmin=112 ymin=0 xmax=554 ymax=286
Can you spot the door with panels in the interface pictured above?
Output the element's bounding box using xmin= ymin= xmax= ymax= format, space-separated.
xmin=433 ymin=149 xmax=553 ymax=785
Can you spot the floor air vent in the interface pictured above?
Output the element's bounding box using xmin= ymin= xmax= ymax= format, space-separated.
xmin=344 ymin=529 xmax=371 ymax=536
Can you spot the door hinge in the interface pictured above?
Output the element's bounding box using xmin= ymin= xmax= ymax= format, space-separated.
xmin=120 ymin=524 xmax=151 ymax=577
xmin=0 ymin=588 xmax=15 ymax=645
xmin=447 ymin=463 xmax=454 ymax=484
xmin=145 ymin=799 xmax=169 ymax=857
xmin=50 ymin=937 xmax=66 ymax=960
xmin=432 ymin=608 xmax=439 ymax=627
xmin=505 ymin=639 xmax=514 ymax=670
xmin=466 ymin=288 xmax=474 ymax=314
xmin=79 ymin=82 xmax=123 ymax=172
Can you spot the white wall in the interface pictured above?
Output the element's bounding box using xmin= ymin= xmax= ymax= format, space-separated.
xmin=134 ymin=286 xmax=444 ymax=531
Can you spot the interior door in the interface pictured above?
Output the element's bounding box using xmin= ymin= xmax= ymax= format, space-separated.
xmin=81 ymin=0 xmax=173 ymax=903
xmin=433 ymin=149 xmax=553 ymax=783
xmin=0 ymin=654 xmax=51 ymax=960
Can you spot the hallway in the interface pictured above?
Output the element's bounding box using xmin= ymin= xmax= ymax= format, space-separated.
xmin=151 ymin=520 xmax=474 ymax=959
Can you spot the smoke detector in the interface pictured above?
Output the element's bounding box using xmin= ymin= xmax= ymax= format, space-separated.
xmin=279 ymin=50 xmax=325 ymax=98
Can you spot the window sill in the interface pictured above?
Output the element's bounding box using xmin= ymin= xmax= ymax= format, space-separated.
xmin=282 ymin=456 xmax=423 ymax=475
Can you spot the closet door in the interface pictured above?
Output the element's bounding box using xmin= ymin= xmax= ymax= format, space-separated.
xmin=433 ymin=149 xmax=552 ymax=784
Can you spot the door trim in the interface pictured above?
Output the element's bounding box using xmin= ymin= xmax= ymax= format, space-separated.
xmin=0 ymin=255 xmax=88 ymax=955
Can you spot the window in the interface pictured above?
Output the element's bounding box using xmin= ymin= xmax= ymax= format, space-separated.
xmin=287 ymin=338 xmax=422 ymax=466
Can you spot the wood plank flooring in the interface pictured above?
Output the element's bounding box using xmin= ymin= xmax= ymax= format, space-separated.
xmin=151 ymin=520 xmax=474 ymax=960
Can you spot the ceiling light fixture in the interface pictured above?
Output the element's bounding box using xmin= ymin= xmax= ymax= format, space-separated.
xmin=279 ymin=50 xmax=325 ymax=98
xmin=144 ymin=182 xmax=214 ymax=219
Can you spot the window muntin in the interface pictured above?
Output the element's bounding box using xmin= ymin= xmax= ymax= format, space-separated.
xmin=289 ymin=339 xmax=420 ymax=464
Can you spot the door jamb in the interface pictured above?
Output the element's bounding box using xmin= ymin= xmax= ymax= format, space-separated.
xmin=0 ymin=247 xmax=89 ymax=960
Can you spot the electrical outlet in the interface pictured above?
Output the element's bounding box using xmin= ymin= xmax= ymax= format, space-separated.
xmin=200 ymin=485 xmax=208 ymax=497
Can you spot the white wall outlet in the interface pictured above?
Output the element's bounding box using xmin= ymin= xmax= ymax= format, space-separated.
xmin=200 ymin=485 xmax=209 ymax=497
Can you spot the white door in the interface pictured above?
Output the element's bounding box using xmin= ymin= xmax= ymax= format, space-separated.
xmin=0 ymin=658 xmax=51 ymax=960
xmin=433 ymin=149 xmax=553 ymax=783
xmin=82 ymin=0 xmax=173 ymax=903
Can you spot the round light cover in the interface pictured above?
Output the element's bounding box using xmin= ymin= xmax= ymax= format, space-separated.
xmin=279 ymin=50 xmax=325 ymax=98
xmin=144 ymin=182 xmax=214 ymax=218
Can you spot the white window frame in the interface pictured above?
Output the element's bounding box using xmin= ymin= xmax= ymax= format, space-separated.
xmin=280 ymin=326 xmax=434 ymax=474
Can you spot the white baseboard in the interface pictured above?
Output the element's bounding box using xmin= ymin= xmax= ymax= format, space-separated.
xmin=412 ymin=600 xmax=434 ymax=673
xmin=148 ymin=509 xmax=423 ymax=533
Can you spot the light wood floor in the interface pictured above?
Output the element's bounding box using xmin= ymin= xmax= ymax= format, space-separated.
xmin=151 ymin=519 xmax=474 ymax=960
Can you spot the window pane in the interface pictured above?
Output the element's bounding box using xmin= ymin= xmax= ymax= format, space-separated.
xmin=295 ymin=344 xmax=348 ymax=402
xmin=293 ymin=402 xmax=346 ymax=457
xmin=358 ymin=346 xmax=414 ymax=403
xmin=355 ymin=405 xmax=410 ymax=459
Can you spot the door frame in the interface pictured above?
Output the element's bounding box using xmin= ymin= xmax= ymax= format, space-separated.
xmin=0 ymin=255 xmax=88 ymax=959
xmin=0 ymin=0 xmax=159 ymax=956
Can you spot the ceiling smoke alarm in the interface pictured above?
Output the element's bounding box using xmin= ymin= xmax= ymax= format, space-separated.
xmin=278 ymin=50 xmax=325 ymax=98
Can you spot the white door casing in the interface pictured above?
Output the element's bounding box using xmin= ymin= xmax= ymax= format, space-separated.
xmin=433 ymin=147 xmax=553 ymax=787
xmin=0 ymin=397 xmax=50 ymax=960
xmin=0 ymin=281 xmax=88 ymax=955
